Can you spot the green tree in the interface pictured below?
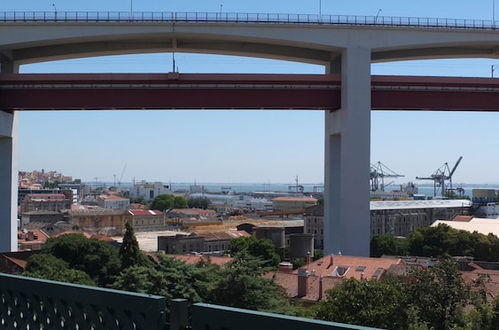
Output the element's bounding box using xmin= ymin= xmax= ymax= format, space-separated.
xmin=316 ymin=260 xmax=474 ymax=330
xmin=187 ymin=197 xmax=211 ymax=209
xmin=23 ymin=254 xmax=95 ymax=286
xmin=209 ymin=253 xmax=292 ymax=313
xmin=173 ymin=196 xmax=188 ymax=208
xmin=227 ymin=236 xmax=280 ymax=267
xmin=120 ymin=221 xmax=151 ymax=270
xmin=407 ymin=224 xmax=499 ymax=261
xmin=150 ymin=194 xmax=175 ymax=210
xmin=111 ymin=266 xmax=170 ymax=297
xmin=370 ymin=234 xmax=409 ymax=257
xmin=405 ymin=259 xmax=469 ymax=330
xmin=42 ymin=234 xmax=121 ymax=286
xmin=316 ymin=275 xmax=408 ymax=329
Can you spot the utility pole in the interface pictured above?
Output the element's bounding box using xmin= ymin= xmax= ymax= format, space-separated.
xmin=375 ymin=9 xmax=382 ymax=24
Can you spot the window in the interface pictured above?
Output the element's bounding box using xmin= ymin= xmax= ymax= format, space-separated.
xmin=355 ymin=266 xmax=366 ymax=272
xmin=331 ymin=266 xmax=350 ymax=277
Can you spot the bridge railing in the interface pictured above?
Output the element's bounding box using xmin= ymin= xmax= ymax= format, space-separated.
xmin=0 ymin=272 xmax=378 ymax=330
xmin=0 ymin=11 xmax=497 ymax=30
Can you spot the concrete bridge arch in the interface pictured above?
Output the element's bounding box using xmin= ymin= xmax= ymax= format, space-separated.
xmin=4 ymin=14 xmax=499 ymax=254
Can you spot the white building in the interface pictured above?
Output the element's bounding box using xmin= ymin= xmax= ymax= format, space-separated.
xmin=97 ymin=195 xmax=130 ymax=210
xmin=130 ymin=181 xmax=172 ymax=201
xmin=432 ymin=217 xmax=499 ymax=237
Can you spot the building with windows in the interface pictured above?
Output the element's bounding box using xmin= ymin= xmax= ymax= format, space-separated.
xmin=97 ymin=195 xmax=130 ymax=210
xmin=128 ymin=209 xmax=165 ymax=232
xmin=157 ymin=230 xmax=250 ymax=254
xmin=20 ymin=193 xmax=71 ymax=214
xmin=130 ymin=181 xmax=172 ymax=201
xmin=305 ymin=199 xmax=472 ymax=249
xmin=68 ymin=209 xmax=129 ymax=235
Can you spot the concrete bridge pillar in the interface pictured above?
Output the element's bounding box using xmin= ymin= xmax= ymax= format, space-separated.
xmin=0 ymin=55 xmax=18 ymax=252
xmin=324 ymin=47 xmax=371 ymax=256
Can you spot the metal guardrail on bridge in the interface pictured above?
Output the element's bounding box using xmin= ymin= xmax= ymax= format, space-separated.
xmin=0 ymin=272 xmax=380 ymax=330
xmin=0 ymin=11 xmax=499 ymax=30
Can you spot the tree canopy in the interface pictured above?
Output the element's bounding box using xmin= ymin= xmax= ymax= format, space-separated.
xmin=316 ymin=259 xmax=490 ymax=330
xmin=150 ymin=194 xmax=188 ymax=210
xmin=371 ymin=224 xmax=499 ymax=261
xmin=187 ymin=197 xmax=211 ymax=209
xmin=42 ymin=233 xmax=121 ymax=286
xmin=119 ymin=221 xmax=151 ymax=270
xmin=226 ymin=236 xmax=280 ymax=267
xmin=23 ymin=254 xmax=95 ymax=286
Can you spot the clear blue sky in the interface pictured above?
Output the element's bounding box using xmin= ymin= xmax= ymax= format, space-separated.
xmin=4 ymin=0 xmax=499 ymax=184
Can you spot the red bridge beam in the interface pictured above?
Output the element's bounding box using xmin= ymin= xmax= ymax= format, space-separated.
xmin=2 ymin=73 xmax=499 ymax=111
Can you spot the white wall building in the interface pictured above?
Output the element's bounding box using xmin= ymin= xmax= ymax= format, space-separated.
xmin=97 ymin=195 xmax=130 ymax=210
xmin=130 ymin=181 xmax=172 ymax=201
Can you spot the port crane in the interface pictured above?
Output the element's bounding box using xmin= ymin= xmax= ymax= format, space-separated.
xmin=370 ymin=162 xmax=404 ymax=191
xmin=416 ymin=156 xmax=463 ymax=197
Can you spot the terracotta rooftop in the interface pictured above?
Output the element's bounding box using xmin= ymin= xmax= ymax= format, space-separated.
xmin=268 ymin=255 xmax=404 ymax=302
xmin=451 ymin=215 xmax=474 ymax=222
xmin=128 ymin=209 xmax=164 ymax=216
xmin=297 ymin=254 xmax=404 ymax=280
xmin=102 ymin=195 xmax=128 ymax=200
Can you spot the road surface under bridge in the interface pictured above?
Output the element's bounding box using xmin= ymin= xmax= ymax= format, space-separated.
xmin=2 ymin=73 xmax=499 ymax=111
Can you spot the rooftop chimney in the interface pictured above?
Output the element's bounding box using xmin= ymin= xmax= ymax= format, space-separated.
xmin=278 ymin=262 xmax=293 ymax=273
xmin=297 ymin=268 xmax=309 ymax=297
xmin=305 ymin=251 xmax=312 ymax=265
xmin=318 ymin=276 xmax=324 ymax=300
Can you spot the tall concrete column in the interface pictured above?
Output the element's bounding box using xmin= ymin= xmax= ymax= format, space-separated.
xmin=324 ymin=47 xmax=371 ymax=256
xmin=0 ymin=54 xmax=18 ymax=252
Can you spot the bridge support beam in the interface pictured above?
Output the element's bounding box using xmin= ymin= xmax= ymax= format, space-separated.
xmin=0 ymin=55 xmax=18 ymax=252
xmin=324 ymin=47 xmax=371 ymax=256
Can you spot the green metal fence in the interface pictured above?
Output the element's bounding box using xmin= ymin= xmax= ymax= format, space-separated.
xmin=0 ymin=273 xmax=166 ymax=329
xmin=0 ymin=273 xmax=379 ymax=330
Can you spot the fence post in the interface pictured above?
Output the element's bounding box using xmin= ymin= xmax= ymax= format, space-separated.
xmin=170 ymin=299 xmax=189 ymax=330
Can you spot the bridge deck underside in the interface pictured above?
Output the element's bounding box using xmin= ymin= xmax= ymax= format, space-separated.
xmin=2 ymin=73 xmax=499 ymax=111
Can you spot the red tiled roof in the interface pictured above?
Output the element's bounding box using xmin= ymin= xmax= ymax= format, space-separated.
xmin=267 ymin=255 xmax=403 ymax=302
xmin=296 ymin=255 xmax=404 ymax=280
xmin=267 ymin=272 xmax=341 ymax=301
xmin=102 ymin=195 xmax=128 ymax=200
xmin=53 ymin=231 xmax=92 ymax=239
xmin=451 ymin=215 xmax=474 ymax=222
xmin=128 ymin=209 xmax=164 ymax=216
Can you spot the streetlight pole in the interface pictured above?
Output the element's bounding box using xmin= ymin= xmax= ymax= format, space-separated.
xmin=52 ymin=3 xmax=57 ymax=19
xmin=375 ymin=9 xmax=382 ymax=24
xmin=130 ymin=0 xmax=133 ymax=18
xmin=319 ymin=0 xmax=322 ymax=16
